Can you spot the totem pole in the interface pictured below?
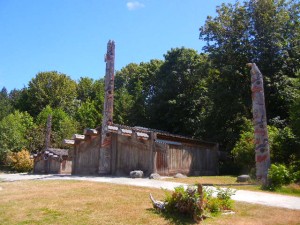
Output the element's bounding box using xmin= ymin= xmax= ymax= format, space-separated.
xmin=44 ymin=114 xmax=52 ymax=173
xmin=99 ymin=40 xmax=115 ymax=174
xmin=45 ymin=115 xmax=52 ymax=151
xmin=248 ymin=63 xmax=270 ymax=185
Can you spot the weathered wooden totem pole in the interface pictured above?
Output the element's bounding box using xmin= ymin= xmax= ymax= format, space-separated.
xmin=248 ymin=63 xmax=271 ymax=185
xmin=45 ymin=115 xmax=52 ymax=151
xmin=99 ymin=40 xmax=115 ymax=174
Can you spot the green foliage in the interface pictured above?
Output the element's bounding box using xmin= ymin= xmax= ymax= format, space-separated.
xmin=0 ymin=87 xmax=13 ymax=121
xmin=114 ymin=60 xmax=163 ymax=127
xmin=266 ymin=164 xmax=291 ymax=190
xmin=75 ymin=100 xmax=102 ymax=130
xmin=288 ymin=158 xmax=300 ymax=183
xmin=290 ymin=71 xmax=300 ymax=139
xmin=231 ymin=120 xmax=255 ymax=173
xmin=232 ymin=120 xmax=280 ymax=173
xmin=114 ymin=87 xmax=134 ymax=125
xmin=149 ymin=48 xmax=211 ymax=136
xmin=36 ymin=106 xmax=78 ymax=148
xmin=0 ymin=111 xmax=34 ymax=163
xmin=26 ymin=71 xmax=77 ymax=116
xmin=271 ymin=126 xmax=300 ymax=164
xmin=199 ymin=0 xmax=300 ymax=151
xmin=162 ymin=185 xmax=235 ymax=220
xmin=164 ymin=186 xmax=201 ymax=218
xmin=6 ymin=149 xmax=33 ymax=172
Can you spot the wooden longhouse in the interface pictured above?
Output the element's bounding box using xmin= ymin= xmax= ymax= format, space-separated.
xmin=64 ymin=40 xmax=219 ymax=177
xmin=33 ymin=148 xmax=72 ymax=174
xmin=33 ymin=115 xmax=72 ymax=174
xmin=67 ymin=125 xmax=218 ymax=176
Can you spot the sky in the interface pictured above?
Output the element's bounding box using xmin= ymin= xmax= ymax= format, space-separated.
xmin=0 ymin=0 xmax=237 ymax=92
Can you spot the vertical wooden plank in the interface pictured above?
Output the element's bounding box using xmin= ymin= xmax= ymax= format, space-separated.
xmin=111 ymin=133 xmax=117 ymax=175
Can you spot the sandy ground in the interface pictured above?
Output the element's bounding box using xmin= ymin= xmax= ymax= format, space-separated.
xmin=0 ymin=173 xmax=299 ymax=210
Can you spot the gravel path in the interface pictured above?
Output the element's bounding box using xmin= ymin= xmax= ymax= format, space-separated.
xmin=0 ymin=173 xmax=299 ymax=210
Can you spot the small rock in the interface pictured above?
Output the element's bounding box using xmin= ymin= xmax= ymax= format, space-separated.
xmin=173 ymin=173 xmax=187 ymax=178
xmin=237 ymin=174 xmax=250 ymax=182
xmin=149 ymin=173 xmax=161 ymax=179
xmin=130 ymin=170 xmax=143 ymax=178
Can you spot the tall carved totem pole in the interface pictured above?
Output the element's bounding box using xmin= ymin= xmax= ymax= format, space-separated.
xmin=99 ymin=40 xmax=115 ymax=174
xmin=248 ymin=63 xmax=270 ymax=185
xmin=45 ymin=115 xmax=52 ymax=151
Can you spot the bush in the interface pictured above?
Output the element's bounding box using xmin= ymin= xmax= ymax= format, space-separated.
xmin=6 ymin=149 xmax=33 ymax=172
xmin=266 ymin=164 xmax=291 ymax=190
xmin=216 ymin=187 xmax=236 ymax=210
xmin=289 ymin=158 xmax=300 ymax=183
xmin=164 ymin=186 xmax=201 ymax=217
xmin=162 ymin=185 xmax=235 ymax=221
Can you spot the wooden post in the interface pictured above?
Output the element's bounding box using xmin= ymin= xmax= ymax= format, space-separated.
xmin=248 ymin=63 xmax=271 ymax=185
xmin=150 ymin=132 xmax=157 ymax=174
xmin=99 ymin=40 xmax=115 ymax=174
xmin=45 ymin=115 xmax=52 ymax=151
xmin=44 ymin=115 xmax=52 ymax=174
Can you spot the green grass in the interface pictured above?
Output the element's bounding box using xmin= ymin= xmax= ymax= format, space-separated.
xmin=273 ymin=184 xmax=300 ymax=197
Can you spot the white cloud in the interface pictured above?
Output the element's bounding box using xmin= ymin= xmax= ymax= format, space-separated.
xmin=126 ymin=1 xmax=145 ymax=11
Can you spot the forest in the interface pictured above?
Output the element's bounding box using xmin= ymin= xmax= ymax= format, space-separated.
xmin=0 ymin=0 xmax=299 ymax=175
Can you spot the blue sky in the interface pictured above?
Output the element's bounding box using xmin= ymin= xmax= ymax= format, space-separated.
xmin=0 ymin=0 xmax=236 ymax=92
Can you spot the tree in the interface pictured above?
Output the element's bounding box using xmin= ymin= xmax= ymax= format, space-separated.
xmin=26 ymin=71 xmax=77 ymax=116
xmin=149 ymin=48 xmax=211 ymax=136
xmin=75 ymin=100 xmax=102 ymax=131
xmin=199 ymin=0 xmax=300 ymax=151
xmin=114 ymin=60 xmax=163 ymax=127
xmin=114 ymin=87 xmax=134 ymax=125
xmin=232 ymin=119 xmax=279 ymax=173
xmin=0 ymin=111 xmax=34 ymax=163
xmin=36 ymin=106 xmax=78 ymax=149
xmin=75 ymin=78 xmax=104 ymax=130
xmin=290 ymin=71 xmax=300 ymax=139
xmin=0 ymin=87 xmax=13 ymax=121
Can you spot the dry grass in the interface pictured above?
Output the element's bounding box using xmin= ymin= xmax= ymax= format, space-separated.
xmin=0 ymin=180 xmax=299 ymax=225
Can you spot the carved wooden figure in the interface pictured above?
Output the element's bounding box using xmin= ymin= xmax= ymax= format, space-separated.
xmin=248 ymin=63 xmax=270 ymax=185
xmin=99 ymin=40 xmax=115 ymax=174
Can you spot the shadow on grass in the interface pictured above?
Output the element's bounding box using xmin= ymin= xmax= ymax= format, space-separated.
xmin=146 ymin=208 xmax=197 ymax=225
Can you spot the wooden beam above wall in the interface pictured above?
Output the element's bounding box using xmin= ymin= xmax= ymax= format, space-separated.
xmin=63 ymin=139 xmax=75 ymax=145
xmin=84 ymin=129 xmax=98 ymax=136
xmin=72 ymin=134 xmax=85 ymax=140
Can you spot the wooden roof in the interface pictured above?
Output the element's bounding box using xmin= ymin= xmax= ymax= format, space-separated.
xmin=47 ymin=148 xmax=69 ymax=156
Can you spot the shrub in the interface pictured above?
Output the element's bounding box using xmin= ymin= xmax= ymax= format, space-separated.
xmin=289 ymin=158 xmax=300 ymax=183
xmin=206 ymin=197 xmax=221 ymax=214
xmin=164 ymin=186 xmax=201 ymax=217
xmin=266 ymin=164 xmax=291 ymax=190
xmin=6 ymin=149 xmax=33 ymax=172
xmin=161 ymin=185 xmax=235 ymax=221
xmin=216 ymin=187 xmax=236 ymax=210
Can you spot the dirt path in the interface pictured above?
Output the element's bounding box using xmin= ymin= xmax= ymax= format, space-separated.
xmin=0 ymin=173 xmax=299 ymax=210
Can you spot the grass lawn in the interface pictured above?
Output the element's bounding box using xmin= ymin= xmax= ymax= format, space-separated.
xmin=0 ymin=180 xmax=299 ymax=225
xmin=166 ymin=176 xmax=300 ymax=197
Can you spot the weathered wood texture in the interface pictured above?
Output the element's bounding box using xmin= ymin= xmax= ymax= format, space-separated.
xmin=45 ymin=115 xmax=52 ymax=151
xmin=99 ymin=40 xmax=115 ymax=175
xmin=114 ymin=134 xmax=153 ymax=176
xmin=155 ymin=142 xmax=218 ymax=176
xmin=249 ymin=63 xmax=270 ymax=184
xmin=72 ymin=135 xmax=100 ymax=175
xmin=33 ymin=154 xmax=72 ymax=174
